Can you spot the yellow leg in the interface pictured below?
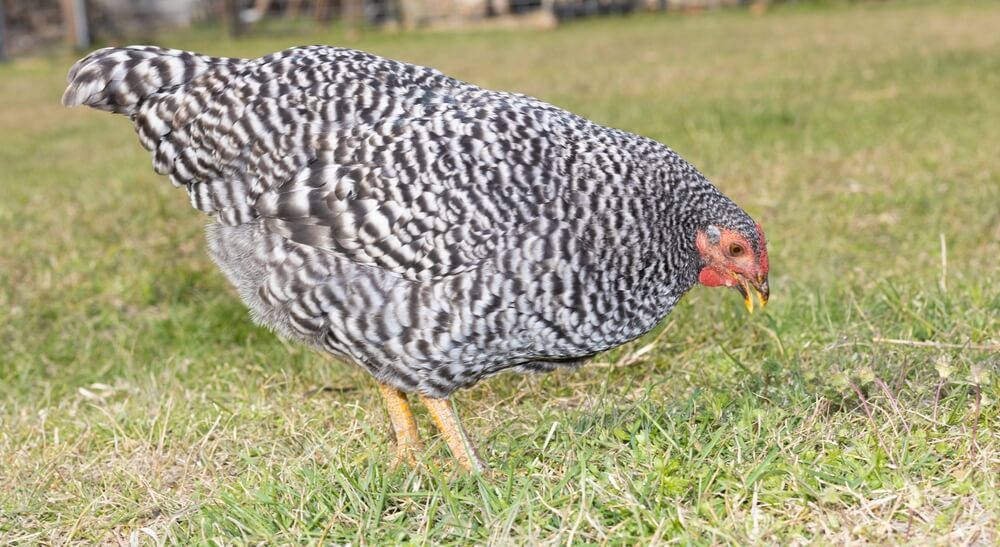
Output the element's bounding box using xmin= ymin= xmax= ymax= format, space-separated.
xmin=378 ymin=383 xmax=423 ymax=466
xmin=420 ymin=395 xmax=488 ymax=473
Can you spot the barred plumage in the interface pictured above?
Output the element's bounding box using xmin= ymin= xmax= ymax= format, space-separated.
xmin=64 ymin=45 xmax=769 ymax=469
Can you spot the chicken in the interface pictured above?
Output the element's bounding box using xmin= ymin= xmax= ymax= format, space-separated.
xmin=63 ymin=45 xmax=770 ymax=472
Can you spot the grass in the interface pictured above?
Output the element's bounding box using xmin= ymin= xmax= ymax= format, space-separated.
xmin=1 ymin=0 xmax=998 ymax=543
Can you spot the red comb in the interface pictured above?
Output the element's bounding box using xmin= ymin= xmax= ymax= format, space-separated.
xmin=755 ymin=223 xmax=769 ymax=274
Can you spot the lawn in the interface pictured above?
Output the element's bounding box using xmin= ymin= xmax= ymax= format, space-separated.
xmin=1 ymin=0 xmax=998 ymax=543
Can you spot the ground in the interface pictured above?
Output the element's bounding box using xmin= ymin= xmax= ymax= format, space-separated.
xmin=1 ymin=0 xmax=998 ymax=544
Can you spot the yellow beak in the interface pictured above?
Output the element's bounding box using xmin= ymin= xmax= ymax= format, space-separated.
xmin=735 ymin=274 xmax=769 ymax=314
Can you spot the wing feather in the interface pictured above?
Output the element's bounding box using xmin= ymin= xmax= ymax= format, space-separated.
xmin=257 ymin=105 xmax=572 ymax=280
xmin=68 ymin=45 xmax=583 ymax=278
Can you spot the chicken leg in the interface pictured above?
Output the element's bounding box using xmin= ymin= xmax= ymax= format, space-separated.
xmin=420 ymin=395 xmax=488 ymax=473
xmin=378 ymin=383 xmax=423 ymax=466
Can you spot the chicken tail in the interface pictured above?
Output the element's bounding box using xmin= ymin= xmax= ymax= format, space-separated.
xmin=62 ymin=46 xmax=241 ymax=116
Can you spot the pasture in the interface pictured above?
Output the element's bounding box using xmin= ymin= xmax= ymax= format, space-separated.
xmin=1 ymin=0 xmax=998 ymax=543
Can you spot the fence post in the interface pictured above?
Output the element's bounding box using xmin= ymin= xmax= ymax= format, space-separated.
xmin=0 ymin=0 xmax=8 ymax=61
xmin=222 ymin=0 xmax=246 ymax=37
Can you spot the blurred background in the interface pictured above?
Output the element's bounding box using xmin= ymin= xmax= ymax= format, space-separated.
xmin=0 ymin=0 xmax=779 ymax=60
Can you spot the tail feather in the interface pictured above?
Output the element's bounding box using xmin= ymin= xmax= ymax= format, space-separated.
xmin=62 ymin=46 xmax=241 ymax=115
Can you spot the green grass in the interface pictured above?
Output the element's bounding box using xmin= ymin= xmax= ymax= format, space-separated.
xmin=1 ymin=0 xmax=999 ymax=543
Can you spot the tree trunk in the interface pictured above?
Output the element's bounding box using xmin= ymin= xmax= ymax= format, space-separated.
xmin=60 ymin=0 xmax=90 ymax=49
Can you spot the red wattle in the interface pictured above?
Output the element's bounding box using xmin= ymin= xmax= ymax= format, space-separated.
xmin=699 ymin=267 xmax=728 ymax=287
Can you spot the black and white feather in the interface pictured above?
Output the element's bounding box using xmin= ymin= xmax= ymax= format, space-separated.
xmin=63 ymin=45 xmax=759 ymax=397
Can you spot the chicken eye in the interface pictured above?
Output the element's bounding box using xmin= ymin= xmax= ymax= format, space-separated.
xmin=728 ymin=243 xmax=745 ymax=257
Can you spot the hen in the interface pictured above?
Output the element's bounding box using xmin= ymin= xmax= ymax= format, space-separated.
xmin=63 ymin=45 xmax=769 ymax=471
